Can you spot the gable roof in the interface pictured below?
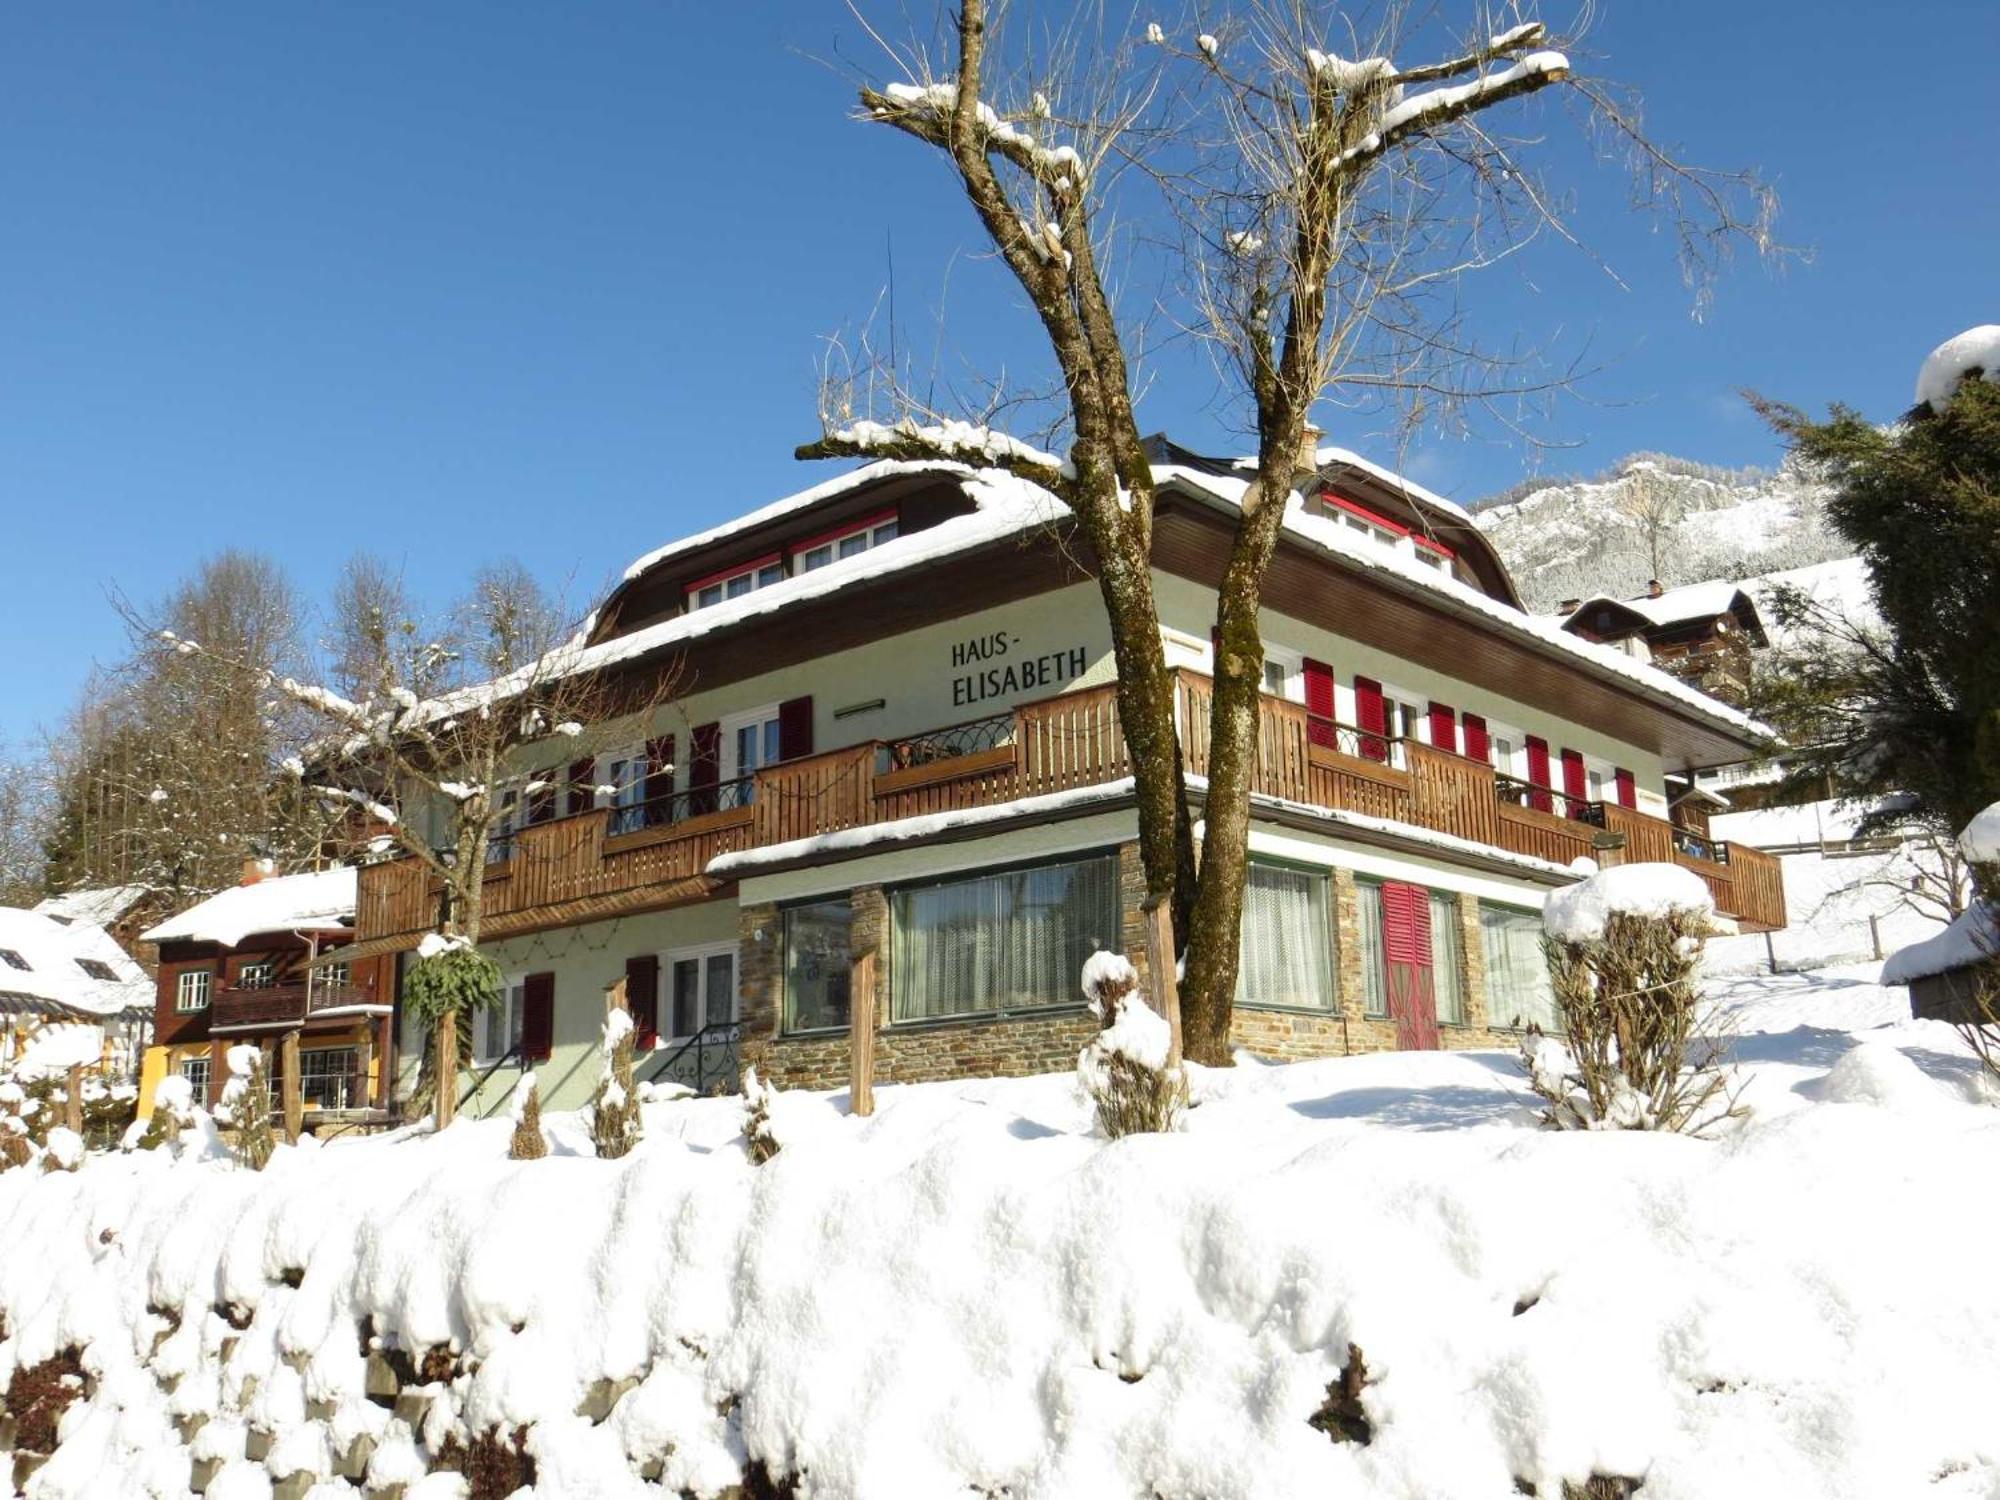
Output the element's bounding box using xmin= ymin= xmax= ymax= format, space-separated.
xmin=142 ymin=867 xmax=357 ymax=949
xmin=34 ymin=885 xmax=151 ymax=929
xmin=0 ymin=908 xmax=153 ymax=1019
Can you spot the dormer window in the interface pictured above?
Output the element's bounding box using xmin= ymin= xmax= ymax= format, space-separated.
xmin=75 ymin=958 xmax=118 ymax=981
xmin=689 ymin=556 xmax=785 ymax=612
xmin=0 ymin=949 xmax=29 ymax=971
xmin=794 ymin=512 xmax=899 ymax=574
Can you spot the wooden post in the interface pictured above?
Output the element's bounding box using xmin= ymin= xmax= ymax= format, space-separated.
xmin=1143 ymin=900 xmax=1184 ymax=1067
xmin=605 ymin=975 xmax=629 ymax=1016
xmin=435 ymin=1010 xmax=458 ymax=1130
xmin=280 ymin=1030 xmax=303 ymax=1145
xmin=848 ymin=950 xmax=877 ymax=1117
xmin=64 ymin=1065 xmax=83 ymax=1136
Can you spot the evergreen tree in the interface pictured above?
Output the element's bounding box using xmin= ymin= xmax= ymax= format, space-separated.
xmin=1750 ymin=374 xmax=2000 ymax=832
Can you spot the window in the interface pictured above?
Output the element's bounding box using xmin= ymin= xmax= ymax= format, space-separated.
xmin=722 ymin=705 xmax=783 ymax=797
xmin=298 ymin=1047 xmax=359 ymax=1110
xmin=1355 ymin=882 xmax=1388 ymax=1017
xmin=797 ymin=515 xmax=899 ymax=573
xmin=1487 ymin=724 xmax=1523 ymax=779
xmin=489 ymin=783 xmax=522 ymax=863
xmin=666 ymin=945 xmax=737 ymax=1038
xmin=75 ymin=958 xmax=119 ymax=981
xmin=1412 ymin=545 xmax=1450 ymax=572
xmin=1431 ymin=892 xmax=1464 ymax=1025
xmin=1261 ymin=645 xmax=1304 ymax=702
xmin=179 ymin=1056 xmax=211 ymax=1099
xmin=892 ymin=855 xmax=1118 ymax=1023
xmin=478 ymin=977 xmax=527 ymax=1063
xmin=784 ymin=901 xmax=853 ymax=1033
xmin=689 ymin=558 xmax=786 ymax=611
xmin=320 ymin=961 xmax=351 ymax=990
xmin=1338 ymin=509 xmax=1400 ymax=549
xmin=1237 ymin=862 xmax=1334 ymax=1011
xmin=176 ymin=969 xmax=213 ymax=1012
xmin=603 ymin=746 xmax=650 ymax=835
xmin=238 ymin=961 xmax=276 ymax=990
xmin=0 ymin=949 xmax=29 ymax=971
xmin=1480 ymin=905 xmax=1559 ymax=1032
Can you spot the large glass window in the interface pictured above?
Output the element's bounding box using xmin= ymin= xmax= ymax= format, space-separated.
xmin=1355 ymin=881 xmax=1388 ymax=1017
xmin=1480 ymin=905 xmax=1560 ymax=1032
xmin=176 ymin=969 xmax=213 ymax=1012
xmin=298 ymin=1047 xmax=359 ymax=1110
xmin=1237 ymin=861 xmax=1334 ymax=1010
xmin=478 ymin=977 xmax=527 ymax=1063
xmin=1431 ymin=891 xmax=1465 ymax=1025
xmin=892 ymin=855 xmax=1118 ymax=1023
xmin=668 ymin=946 xmax=737 ymax=1038
xmin=784 ymin=902 xmax=853 ymax=1033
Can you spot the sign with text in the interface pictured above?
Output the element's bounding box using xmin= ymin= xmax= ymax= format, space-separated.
xmin=950 ymin=631 xmax=1090 ymax=709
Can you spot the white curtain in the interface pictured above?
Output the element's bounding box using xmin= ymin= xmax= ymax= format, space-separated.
xmin=1355 ymin=882 xmax=1387 ymax=1016
xmin=1479 ymin=906 xmax=1559 ymax=1031
xmin=894 ymin=857 xmax=1118 ymax=1021
xmin=1430 ymin=892 xmax=1465 ymax=1024
xmin=1237 ymin=863 xmax=1334 ymax=1010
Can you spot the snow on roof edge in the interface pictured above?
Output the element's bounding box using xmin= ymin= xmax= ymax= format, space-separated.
xmin=142 ymin=867 xmax=358 ymax=948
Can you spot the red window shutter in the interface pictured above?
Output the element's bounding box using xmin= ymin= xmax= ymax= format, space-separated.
xmin=521 ymin=972 xmax=555 ymax=1062
xmin=644 ymin=735 xmax=675 ymax=823
xmin=1614 ymin=767 xmax=1637 ymax=809
xmin=566 ymin=756 xmax=596 ymax=818
xmin=526 ymin=773 xmax=556 ymax=825
xmin=689 ymin=722 xmax=721 ymax=815
xmin=1303 ymin=658 xmax=1336 ymax=749
xmin=1525 ymin=736 xmax=1552 ymax=813
xmin=1381 ymin=882 xmax=1434 ymax=967
xmin=778 ymin=696 xmax=814 ymax=762
xmin=1462 ymin=713 xmax=1490 ymax=765
xmin=1560 ymin=749 xmax=1587 ymax=817
xmin=1354 ymin=676 xmax=1388 ymax=762
xmin=1427 ymin=702 xmax=1457 ymax=756
xmin=625 ymin=954 xmax=659 ymax=1051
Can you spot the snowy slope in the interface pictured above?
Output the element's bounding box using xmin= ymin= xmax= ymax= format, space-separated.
xmin=4 ymin=964 xmax=2000 ymax=1499
xmin=1475 ymin=455 xmax=1848 ymax=613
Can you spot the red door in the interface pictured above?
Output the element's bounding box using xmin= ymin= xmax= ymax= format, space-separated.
xmin=1381 ymin=882 xmax=1441 ymax=1050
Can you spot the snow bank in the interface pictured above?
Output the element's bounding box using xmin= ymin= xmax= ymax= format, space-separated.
xmin=1882 ymin=903 xmax=1997 ymax=985
xmin=1915 ymin=324 xmax=2000 ymax=413
xmin=7 ymin=979 xmax=2000 ymax=1498
xmin=1960 ymin=799 xmax=2000 ymax=866
xmin=1542 ymin=862 xmax=1714 ymax=943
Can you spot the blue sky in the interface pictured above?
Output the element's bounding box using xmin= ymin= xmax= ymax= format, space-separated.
xmin=3 ymin=1 xmax=1996 ymax=744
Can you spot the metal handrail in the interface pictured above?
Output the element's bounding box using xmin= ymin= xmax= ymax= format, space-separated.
xmin=459 ymin=1044 xmax=522 ymax=1108
xmin=880 ymin=713 xmax=1014 ymax=773
xmin=639 ymin=1020 xmax=742 ymax=1096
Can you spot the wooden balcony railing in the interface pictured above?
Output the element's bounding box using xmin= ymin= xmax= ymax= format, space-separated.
xmin=355 ymin=669 xmax=1787 ymax=942
xmin=211 ymin=980 xmax=385 ymax=1030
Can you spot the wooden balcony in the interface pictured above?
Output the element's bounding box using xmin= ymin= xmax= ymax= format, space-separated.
xmin=210 ymin=980 xmax=387 ymax=1031
xmin=355 ymin=670 xmax=1787 ymax=943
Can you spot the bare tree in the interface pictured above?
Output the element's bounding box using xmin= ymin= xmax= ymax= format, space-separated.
xmin=804 ymin=1 xmax=1773 ymax=1061
xmin=1615 ymin=464 xmax=1684 ymax=581
xmin=0 ymin=748 xmax=50 ymax=907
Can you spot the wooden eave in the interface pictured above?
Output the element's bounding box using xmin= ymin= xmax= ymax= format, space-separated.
xmin=1314 ymin=461 xmax=1523 ymax=608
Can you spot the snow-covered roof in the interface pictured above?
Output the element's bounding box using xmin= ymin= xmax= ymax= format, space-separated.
xmin=1881 ymin=902 xmax=1997 ymax=985
xmin=1313 ymin=444 xmax=1476 ymax=526
xmin=1621 ymin=580 xmax=1757 ymax=629
xmin=1710 ymin=796 xmax=1915 ymax=851
xmin=33 ymin=885 xmax=150 ymax=929
xmin=142 ymin=867 xmax=357 ymax=949
xmin=1915 ymin=325 xmax=2000 ymax=414
xmin=0 ymin=908 xmax=153 ymax=1019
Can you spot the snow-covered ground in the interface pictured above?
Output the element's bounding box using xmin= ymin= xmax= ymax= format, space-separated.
xmin=4 ymin=964 xmax=1999 ymax=1500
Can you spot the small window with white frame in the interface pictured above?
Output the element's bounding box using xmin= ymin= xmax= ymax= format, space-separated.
xmin=476 ymin=976 xmax=527 ymax=1064
xmin=689 ymin=557 xmax=786 ymax=611
xmin=1261 ymin=644 xmax=1305 ymax=702
xmin=176 ymin=968 xmax=213 ymax=1012
xmin=179 ymin=1055 xmax=211 ymax=1099
xmin=664 ymin=944 xmax=738 ymax=1039
xmin=237 ymin=960 xmax=276 ymax=990
xmin=795 ymin=513 xmax=900 ymax=573
xmin=1485 ymin=721 xmax=1525 ymax=780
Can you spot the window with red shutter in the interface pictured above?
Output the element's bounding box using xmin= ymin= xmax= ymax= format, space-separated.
xmin=1303 ymin=658 xmax=1336 ymax=748
xmin=1560 ymin=749 xmax=1587 ymax=819
xmin=1354 ymin=676 xmax=1389 ymax=762
xmin=626 ymin=954 xmax=660 ymax=1051
xmin=688 ymin=723 xmax=721 ymax=815
xmin=525 ymin=773 xmax=556 ymax=825
xmin=644 ymin=735 xmax=675 ymax=827
xmin=1614 ymin=767 xmax=1637 ymax=809
xmin=1379 ymin=882 xmax=1441 ymax=1050
xmin=1525 ymin=736 xmax=1553 ymax=813
xmin=778 ymin=696 xmax=814 ymax=762
xmin=1428 ymin=703 xmax=1458 ymax=756
xmin=1462 ymin=713 xmax=1490 ymax=765
xmin=520 ymin=972 xmax=555 ymax=1061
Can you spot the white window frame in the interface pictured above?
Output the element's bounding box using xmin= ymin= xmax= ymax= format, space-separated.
xmin=662 ymin=942 xmax=738 ymax=1041
xmin=179 ymin=1055 xmax=211 ymax=1097
xmin=720 ymin=703 xmax=784 ymax=785
xmin=1485 ymin=719 xmax=1526 ymax=780
xmin=1261 ymin=643 xmax=1306 ymax=703
xmin=1581 ymin=753 xmax=1618 ymax=806
xmin=176 ymin=968 xmax=213 ymax=1013
xmin=689 ymin=559 xmax=786 ymax=611
xmin=796 ymin=516 xmax=899 ymax=574
xmin=475 ymin=975 xmax=528 ymax=1065
xmin=237 ymin=960 xmax=276 ymax=990
xmin=599 ymin=742 xmax=652 ymax=834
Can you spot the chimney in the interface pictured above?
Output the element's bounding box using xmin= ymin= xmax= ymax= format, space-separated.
xmin=1293 ymin=422 xmax=1325 ymax=482
xmin=1647 ymin=578 xmax=1665 ymax=598
xmin=241 ymin=857 xmax=275 ymax=886
xmin=1558 ymin=597 xmax=1581 ymax=614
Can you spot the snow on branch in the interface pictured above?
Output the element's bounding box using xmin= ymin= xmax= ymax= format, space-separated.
xmin=866 ymin=80 xmax=1087 ymax=188
xmin=797 ymin=419 xmax=1072 ymax=489
xmin=1324 ymin=49 xmax=1571 ymax=174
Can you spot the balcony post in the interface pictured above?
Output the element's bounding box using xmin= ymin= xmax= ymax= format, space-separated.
xmin=848 ymin=949 xmax=877 ymax=1118
xmin=280 ymin=1030 xmax=303 ymax=1144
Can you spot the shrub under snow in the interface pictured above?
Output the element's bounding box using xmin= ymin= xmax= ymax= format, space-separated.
xmin=1077 ymin=951 xmax=1185 ymax=1139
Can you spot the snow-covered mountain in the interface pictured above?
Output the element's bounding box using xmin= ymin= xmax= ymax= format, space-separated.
xmin=1473 ymin=454 xmax=1850 ymax=613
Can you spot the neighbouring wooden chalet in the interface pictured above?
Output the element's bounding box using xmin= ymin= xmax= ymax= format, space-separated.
xmin=328 ymin=440 xmax=1789 ymax=1116
xmin=1558 ymin=580 xmax=1769 ymax=706
xmin=137 ymin=864 xmax=396 ymax=1126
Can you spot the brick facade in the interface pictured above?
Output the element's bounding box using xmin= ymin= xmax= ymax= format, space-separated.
xmin=738 ymin=844 xmax=1529 ymax=1091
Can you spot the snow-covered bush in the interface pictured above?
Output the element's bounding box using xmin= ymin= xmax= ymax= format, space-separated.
xmin=742 ymin=1066 xmax=780 ymax=1163
xmin=1077 ymin=951 xmax=1185 ymax=1139
xmin=589 ymin=1010 xmax=641 ymax=1160
xmin=508 ymin=1071 xmax=547 ymax=1161
xmin=1528 ymin=864 xmax=1738 ymax=1134
xmin=214 ymin=1044 xmax=276 ymax=1170
xmin=130 ymin=1073 xmax=200 ymax=1155
xmin=1946 ymin=800 xmax=2000 ymax=1082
